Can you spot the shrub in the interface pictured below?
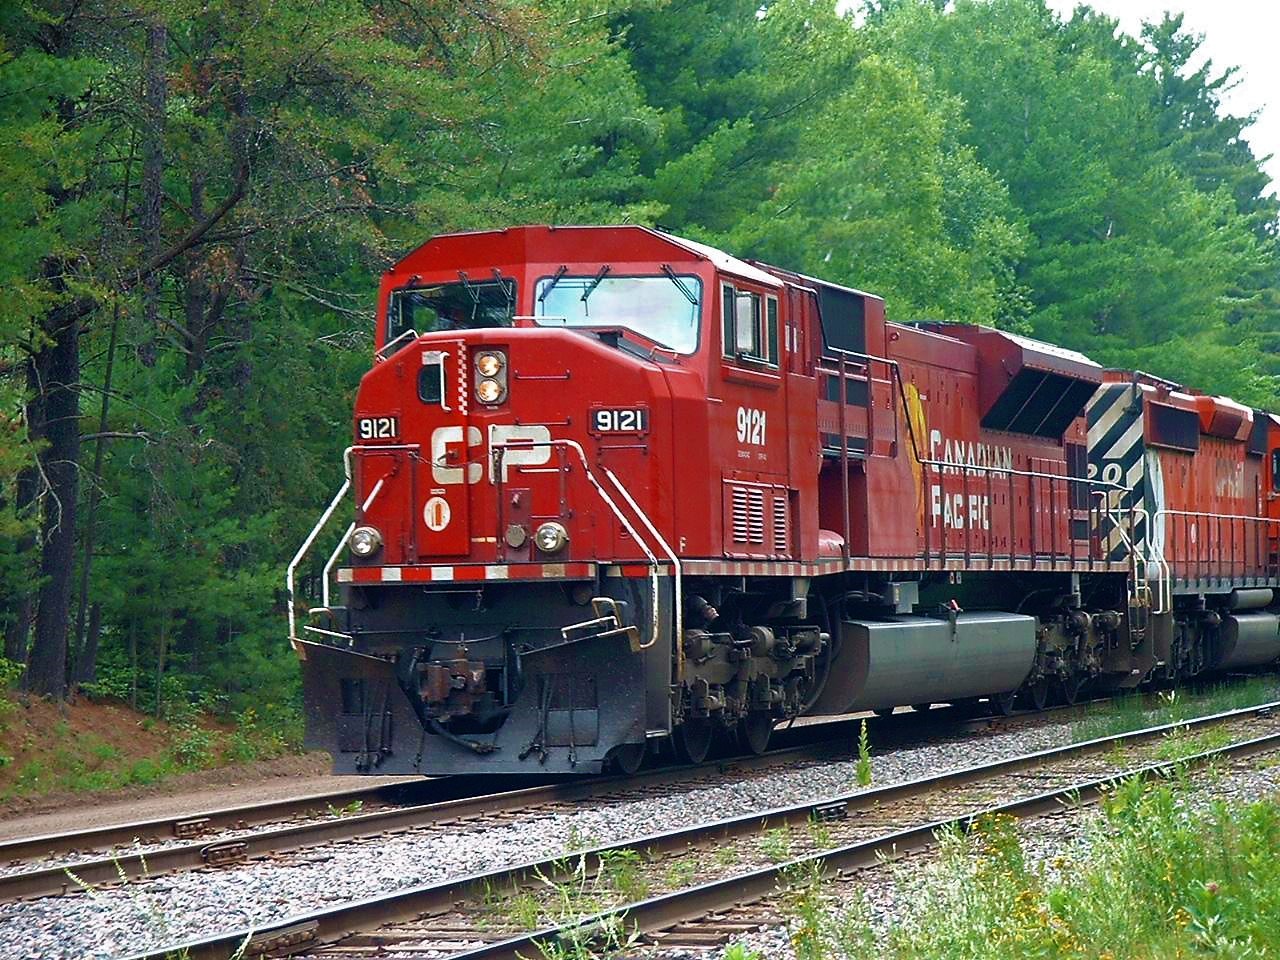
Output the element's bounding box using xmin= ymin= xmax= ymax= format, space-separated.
xmin=169 ymin=722 xmax=219 ymax=770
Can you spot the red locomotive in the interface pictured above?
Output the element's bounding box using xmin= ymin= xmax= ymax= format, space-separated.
xmin=288 ymin=225 xmax=1280 ymax=775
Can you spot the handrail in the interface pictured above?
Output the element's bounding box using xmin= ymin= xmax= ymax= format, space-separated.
xmin=817 ymin=345 xmax=1133 ymax=569
xmin=493 ymin=437 xmax=662 ymax=650
xmin=374 ymin=328 xmax=418 ymax=363
xmin=319 ymin=523 xmax=355 ymax=611
xmin=287 ymin=445 xmax=419 ymax=642
xmin=603 ymin=466 xmax=682 ymax=671
xmin=1145 ymin=508 xmax=1280 ymax=613
xmin=287 ymin=478 xmax=351 ymax=642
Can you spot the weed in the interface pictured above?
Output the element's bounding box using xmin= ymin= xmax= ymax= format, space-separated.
xmin=760 ymin=825 xmax=793 ymax=862
xmin=782 ymin=859 xmax=826 ymax=960
xmin=597 ymin=848 xmax=648 ymax=901
xmin=326 ymin=799 xmax=364 ymax=818
xmin=1151 ymin=725 xmax=1233 ymax=763
xmin=527 ymin=854 xmax=642 ymax=960
xmin=506 ymin=890 xmax=542 ymax=928
xmin=662 ymin=857 xmax=696 ymax=888
xmin=721 ymin=945 xmax=763 ymax=960
xmin=854 ymin=719 xmax=872 ymax=788
xmin=1071 ymin=676 xmax=1280 ymax=743
xmin=808 ymin=814 xmax=833 ymax=851
xmin=565 ymin=823 xmax=597 ymax=852
xmin=714 ymin=844 xmax=738 ymax=867
xmin=169 ymin=722 xmax=218 ymax=769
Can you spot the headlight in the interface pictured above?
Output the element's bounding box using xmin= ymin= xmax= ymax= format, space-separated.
xmin=534 ymin=521 xmax=569 ymax=554
xmin=475 ymin=378 xmax=505 ymax=404
xmin=350 ymin=526 xmax=383 ymax=557
xmin=475 ymin=351 xmax=505 ymax=377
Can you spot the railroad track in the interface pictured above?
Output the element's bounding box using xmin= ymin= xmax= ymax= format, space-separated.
xmin=0 ymin=730 xmax=853 ymax=901
xmin=0 ymin=700 xmax=1078 ymax=901
xmin=119 ymin=698 xmax=1280 ymax=960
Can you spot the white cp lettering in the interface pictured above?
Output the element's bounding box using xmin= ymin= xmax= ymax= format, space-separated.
xmin=431 ymin=425 xmax=483 ymax=485
xmin=429 ymin=424 xmax=552 ymax=485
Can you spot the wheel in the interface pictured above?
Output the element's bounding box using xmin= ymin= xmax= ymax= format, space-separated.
xmin=738 ymin=712 xmax=773 ymax=756
xmin=993 ymin=690 xmax=1018 ymax=716
xmin=675 ymin=718 xmax=714 ymax=765
xmin=1058 ymin=675 xmax=1086 ymax=706
xmin=910 ymin=702 xmax=932 ymax=713
xmin=872 ymin=707 xmax=896 ymax=719
xmin=608 ymin=742 xmax=645 ymax=775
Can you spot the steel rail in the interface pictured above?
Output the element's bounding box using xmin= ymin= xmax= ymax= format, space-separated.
xmin=120 ymin=699 xmax=1280 ymax=960
xmin=0 ymin=735 xmax=850 ymax=902
xmin=0 ymin=780 xmax=427 ymax=868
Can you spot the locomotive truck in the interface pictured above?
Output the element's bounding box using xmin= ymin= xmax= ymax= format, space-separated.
xmin=288 ymin=225 xmax=1280 ymax=776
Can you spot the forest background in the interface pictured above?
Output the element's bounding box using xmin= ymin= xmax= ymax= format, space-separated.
xmin=1 ymin=0 xmax=1276 ymax=738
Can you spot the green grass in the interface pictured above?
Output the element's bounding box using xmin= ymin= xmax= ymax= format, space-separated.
xmin=781 ymin=775 xmax=1280 ymax=959
xmin=1070 ymin=676 xmax=1280 ymax=744
xmin=0 ymin=704 xmax=296 ymax=802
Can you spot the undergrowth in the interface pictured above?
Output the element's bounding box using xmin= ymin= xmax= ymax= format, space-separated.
xmin=727 ymin=773 xmax=1280 ymax=959
xmin=1070 ymin=676 xmax=1280 ymax=743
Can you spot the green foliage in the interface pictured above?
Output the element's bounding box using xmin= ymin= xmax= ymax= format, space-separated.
xmin=1071 ymin=676 xmax=1280 ymax=742
xmin=868 ymin=779 xmax=1280 ymax=958
xmin=855 ymin=719 xmax=872 ymax=788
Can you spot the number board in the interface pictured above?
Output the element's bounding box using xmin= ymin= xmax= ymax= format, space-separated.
xmin=591 ymin=407 xmax=649 ymax=435
xmin=357 ymin=416 xmax=399 ymax=441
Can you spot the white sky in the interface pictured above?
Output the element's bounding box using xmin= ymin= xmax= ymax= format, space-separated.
xmin=1043 ymin=0 xmax=1277 ymax=193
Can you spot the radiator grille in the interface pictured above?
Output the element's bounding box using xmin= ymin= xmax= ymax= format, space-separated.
xmin=773 ymin=495 xmax=789 ymax=553
xmin=731 ymin=486 xmax=766 ymax=544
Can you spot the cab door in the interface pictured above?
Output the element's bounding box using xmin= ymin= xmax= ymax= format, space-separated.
xmin=716 ymin=279 xmax=793 ymax=559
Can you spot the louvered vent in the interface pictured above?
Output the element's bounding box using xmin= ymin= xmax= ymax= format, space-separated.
xmin=773 ymin=495 xmax=789 ymax=554
xmin=731 ymin=486 xmax=766 ymax=544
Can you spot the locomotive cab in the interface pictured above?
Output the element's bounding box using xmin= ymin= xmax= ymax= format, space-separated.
xmin=292 ymin=225 xmax=819 ymax=775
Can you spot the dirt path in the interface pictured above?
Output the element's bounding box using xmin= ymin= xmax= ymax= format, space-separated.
xmin=0 ymin=752 xmax=418 ymax=842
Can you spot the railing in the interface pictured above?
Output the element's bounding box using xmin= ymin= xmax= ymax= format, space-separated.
xmin=1144 ymin=509 xmax=1280 ymax=613
xmin=816 ymin=346 xmax=1132 ymax=571
xmin=915 ymin=458 xmax=1131 ymax=571
xmin=493 ymin=437 xmax=674 ymax=652
xmin=285 ymin=444 xmax=418 ymax=642
xmin=374 ymin=328 xmax=418 ymax=363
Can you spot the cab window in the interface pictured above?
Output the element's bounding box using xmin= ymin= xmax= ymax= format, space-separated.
xmin=386 ymin=277 xmax=516 ymax=347
xmin=721 ymin=283 xmax=778 ymax=365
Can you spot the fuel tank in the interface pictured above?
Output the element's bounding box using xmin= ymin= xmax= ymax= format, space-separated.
xmin=808 ymin=611 xmax=1037 ymax=714
xmin=1216 ymin=612 xmax=1280 ymax=670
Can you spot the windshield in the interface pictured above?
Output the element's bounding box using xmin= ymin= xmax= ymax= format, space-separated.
xmin=386 ymin=278 xmax=515 ymax=345
xmin=534 ymin=273 xmax=702 ymax=355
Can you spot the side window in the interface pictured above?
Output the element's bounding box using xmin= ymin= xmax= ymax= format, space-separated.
xmin=721 ymin=283 xmax=780 ymax=366
xmin=1273 ymin=448 xmax=1280 ymax=492
xmin=765 ymin=295 xmax=779 ymax=364
xmin=721 ymin=283 xmax=736 ymax=359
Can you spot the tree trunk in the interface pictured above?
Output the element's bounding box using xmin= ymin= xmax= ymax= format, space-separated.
xmin=2 ymin=466 xmax=39 ymax=665
xmin=128 ymin=617 xmax=138 ymax=710
xmin=70 ymin=304 xmax=120 ymax=683
xmin=154 ymin=610 xmax=170 ymax=718
xmin=77 ymin=603 xmax=103 ymax=685
xmin=25 ymin=311 xmax=81 ymax=699
xmin=140 ymin=20 xmax=168 ymax=338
